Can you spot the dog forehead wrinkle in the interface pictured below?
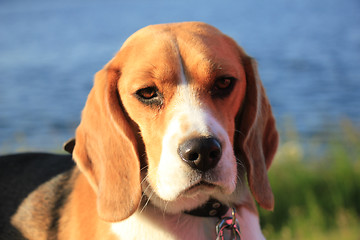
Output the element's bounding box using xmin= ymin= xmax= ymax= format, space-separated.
xmin=179 ymin=54 xmax=188 ymax=85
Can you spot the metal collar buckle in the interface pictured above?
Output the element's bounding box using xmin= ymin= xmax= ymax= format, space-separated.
xmin=215 ymin=208 xmax=241 ymax=240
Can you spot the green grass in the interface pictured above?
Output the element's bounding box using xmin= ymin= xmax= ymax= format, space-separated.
xmin=260 ymin=120 xmax=360 ymax=239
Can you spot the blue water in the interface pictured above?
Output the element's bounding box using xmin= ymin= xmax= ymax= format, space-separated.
xmin=1 ymin=0 xmax=360 ymax=153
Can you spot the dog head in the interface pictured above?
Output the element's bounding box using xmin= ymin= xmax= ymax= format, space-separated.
xmin=72 ymin=22 xmax=278 ymax=222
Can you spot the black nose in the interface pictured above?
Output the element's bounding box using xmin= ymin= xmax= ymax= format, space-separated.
xmin=178 ymin=137 xmax=222 ymax=172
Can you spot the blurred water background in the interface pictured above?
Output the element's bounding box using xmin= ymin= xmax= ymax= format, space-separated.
xmin=1 ymin=0 xmax=359 ymax=153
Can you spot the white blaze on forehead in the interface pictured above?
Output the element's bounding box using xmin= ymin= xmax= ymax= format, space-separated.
xmin=175 ymin=57 xmax=213 ymax=136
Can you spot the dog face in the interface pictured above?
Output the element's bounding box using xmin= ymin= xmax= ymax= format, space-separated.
xmin=118 ymin=24 xmax=247 ymax=213
xmin=73 ymin=22 xmax=278 ymax=221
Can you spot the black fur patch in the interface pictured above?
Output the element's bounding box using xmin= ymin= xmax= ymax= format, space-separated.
xmin=0 ymin=153 xmax=75 ymax=239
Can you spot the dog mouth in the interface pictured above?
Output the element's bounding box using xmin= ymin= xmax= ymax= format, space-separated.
xmin=182 ymin=181 xmax=217 ymax=196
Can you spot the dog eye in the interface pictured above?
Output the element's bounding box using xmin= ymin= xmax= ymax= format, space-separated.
xmin=136 ymin=87 xmax=157 ymax=99
xmin=215 ymin=78 xmax=232 ymax=89
xmin=135 ymin=87 xmax=163 ymax=106
xmin=212 ymin=77 xmax=236 ymax=98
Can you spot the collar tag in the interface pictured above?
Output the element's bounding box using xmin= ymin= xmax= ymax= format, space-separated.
xmin=216 ymin=208 xmax=241 ymax=240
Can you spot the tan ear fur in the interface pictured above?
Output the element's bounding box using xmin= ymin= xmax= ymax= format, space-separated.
xmin=73 ymin=60 xmax=141 ymax=222
xmin=235 ymin=54 xmax=279 ymax=210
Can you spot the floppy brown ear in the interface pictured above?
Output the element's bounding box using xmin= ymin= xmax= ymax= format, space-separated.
xmin=73 ymin=60 xmax=141 ymax=222
xmin=235 ymin=54 xmax=279 ymax=210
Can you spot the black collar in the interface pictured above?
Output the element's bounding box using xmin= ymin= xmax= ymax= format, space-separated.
xmin=184 ymin=199 xmax=229 ymax=218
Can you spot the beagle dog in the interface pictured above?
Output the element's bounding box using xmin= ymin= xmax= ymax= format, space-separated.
xmin=0 ymin=22 xmax=278 ymax=240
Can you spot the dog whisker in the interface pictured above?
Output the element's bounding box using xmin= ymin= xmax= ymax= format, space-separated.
xmin=139 ymin=165 xmax=161 ymax=214
xmin=140 ymin=165 xmax=149 ymax=172
xmin=234 ymin=129 xmax=246 ymax=138
xmin=140 ymin=189 xmax=155 ymax=214
xmin=235 ymin=157 xmax=245 ymax=168
xmin=162 ymin=200 xmax=170 ymax=218
xmin=140 ymin=174 xmax=149 ymax=185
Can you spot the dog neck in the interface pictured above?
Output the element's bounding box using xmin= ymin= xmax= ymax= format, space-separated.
xmin=111 ymin=197 xmax=266 ymax=240
xmin=111 ymin=202 xmax=220 ymax=240
xmin=111 ymin=202 xmax=265 ymax=240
